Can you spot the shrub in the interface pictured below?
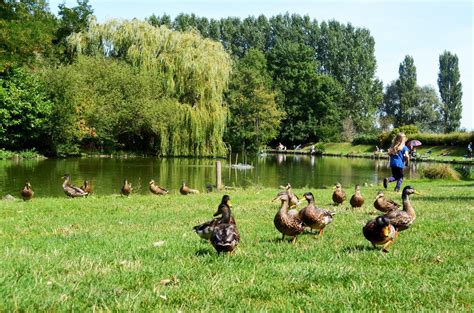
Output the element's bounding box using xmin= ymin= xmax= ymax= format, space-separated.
xmin=415 ymin=132 xmax=473 ymax=146
xmin=0 ymin=149 xmax=15 ymax=159
xmin=315 ymin=142 xmax=326 ymax=154
xmin=422 ymin=164 xmax=461 ymax=180
xmin=352 ymin=134 xmax=378 ymax=145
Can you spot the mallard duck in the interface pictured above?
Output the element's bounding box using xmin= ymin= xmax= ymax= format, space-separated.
xmin=383 ymin=185 xmax=420 ymax=232
xmin=363 ymin=216 xmax=396 ymax=253
xmin=180 ymin=182 xmax=199 ymax=195
xmin=20 ymin=180 xmax=34 ymax=201
xmin=62 ymin=174 xmax=88 ymax=198
xmin=350 ymin=185 xmax=364 ymax=208
xmin=273 ymin=183 xmax=300 ymax=208
xmin=209 ymin=195 xmax=240 ymax=254
xmin=80 ymin=179 xmax=92 ymax=194
xmin=193 ymin=195 xmax=236 ymax=240
xmin=374 ymin=191 xmax=400 ymax=213
xmin=121 ymin=179 xmax=132 ymax=196
xmin=149 ymin=179 xmax=168 ymax=195
xmin=298 ymin=192 xmax=335 ymax=237
xmin=274 ymin=192 xmax=305 ymax=243
xmin=332 ymin=182 xmax=346 ymax=205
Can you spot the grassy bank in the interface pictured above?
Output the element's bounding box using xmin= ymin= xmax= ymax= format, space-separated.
xmin=266 ymin=143 xmax=474 ymax=164
xmin=0 ymin=180 xmax=472 ymax=310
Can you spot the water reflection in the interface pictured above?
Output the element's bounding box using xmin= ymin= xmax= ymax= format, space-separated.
xmin=0 ymin=155 xmax=440 ymax=198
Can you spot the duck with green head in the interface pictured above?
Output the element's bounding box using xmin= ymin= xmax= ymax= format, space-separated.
xmin=363 ymin=216 xmax=396 ymax=253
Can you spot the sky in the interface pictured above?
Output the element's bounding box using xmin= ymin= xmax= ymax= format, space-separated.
xmin=48 ymin=0 xmax=473 ymax=130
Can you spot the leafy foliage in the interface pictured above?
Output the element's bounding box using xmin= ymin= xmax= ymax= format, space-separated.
xmin=438 ymin=51 xmax=463 ymax=133
xmin=0 ymin=67 xmax=52 ymax=150
xmin=224 ymin=49 xmax=284 ymax=152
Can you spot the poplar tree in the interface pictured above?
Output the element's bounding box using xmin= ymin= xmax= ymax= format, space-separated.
xmin=438 ymin=51 xmax=463 ymax=133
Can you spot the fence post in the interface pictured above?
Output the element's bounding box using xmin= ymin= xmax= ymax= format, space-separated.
xmin=216 ymin=161 xmax=222 ymax=191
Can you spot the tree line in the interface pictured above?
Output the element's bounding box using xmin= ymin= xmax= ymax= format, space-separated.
xmin=0 ymin=1 xmax=464 ymax=156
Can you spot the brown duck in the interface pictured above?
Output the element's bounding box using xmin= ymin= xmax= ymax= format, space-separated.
xmin=209 ymin=195 xmax=240 ymax=254
xmin=274 ymin=192 xmax=305 ymax=243
xmin=193 ymin=195 xmax=236 ymax=240
xmin=332 ymin=182 xmax=346 ymax=205
xmin=350 ymin=185 xmax=364 ymax=208
xmin=273 ymin=183 xmax=300 ymax=209
xmin=298 ymin=192 xmax=335 ymax=237
xmin=62 ymin=174 xmax=88 ymax=198
xmin=374 ymin=191 xmax=400 ymax=213
xmin=180 ymin=182 xmax=199 ymax=195
xmin=363 ymin=216 xmax=396 ymax=252
xmin=383 ymin=186 xmax=420 ymax=232
xmin=121 ymin=179 xmax=132 ymax=196
xmin=20 ymin=180 xmax=34 ymax=201
xmin=149 ymin=179 xmax=168 ymax=195
xmin=80 ymin=180 xmax=92 ymax=194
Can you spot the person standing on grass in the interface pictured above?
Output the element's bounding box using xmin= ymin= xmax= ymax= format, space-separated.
xmin=383 ymin=132 xmax=410 ymax=192
xmin=468 ymin=142 xmax=472 ymax=158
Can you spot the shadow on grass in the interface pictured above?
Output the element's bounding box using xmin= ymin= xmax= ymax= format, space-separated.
xmin=195 ymin=248 xmax=213 ymax=256
xmin=343 ymin=245 xmax=374 ymax=253
xmin=439 ymin=183 xmax=474 ymax=188
xmin=259 ymin=237 xmax=296 ymax=244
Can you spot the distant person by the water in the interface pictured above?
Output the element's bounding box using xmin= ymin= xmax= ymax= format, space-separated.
xmin=310 ymin=145 xmax=315 ymax=154
xmin=277 ymin=142 xmax=286 ymax=151
xmin=383 ymin=132 xmax=410 ymax=192
xmin=468 ymin=142 xmax=472 ymax=158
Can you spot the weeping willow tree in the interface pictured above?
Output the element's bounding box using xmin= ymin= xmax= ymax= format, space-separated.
xmin=66 ymin=19 xmax=231 ymax=156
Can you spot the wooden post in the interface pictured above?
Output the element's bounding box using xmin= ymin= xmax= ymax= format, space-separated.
xmin=216 ymin=161 xmax=222 ymax=191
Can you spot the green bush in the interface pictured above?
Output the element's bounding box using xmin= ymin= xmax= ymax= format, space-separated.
xmin=0 ymin=149 xmax=15 ymax=159
xmin=315 ymin=142 xmax=326 ymax=154
xmin=415 ymin=132 xmax=473 ymax=146
xmin=352 ymin=134 xmax=378 ymax=145
xmin=422 ymin=164 xmax=461 ymax=180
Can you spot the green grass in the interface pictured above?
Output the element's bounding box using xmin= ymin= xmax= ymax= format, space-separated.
xmin=0 ymin=180 xmax=472 ymax=311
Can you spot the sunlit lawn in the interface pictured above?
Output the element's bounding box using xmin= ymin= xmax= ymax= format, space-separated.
xmin=0 ymin=179 xmax=472 ymax=311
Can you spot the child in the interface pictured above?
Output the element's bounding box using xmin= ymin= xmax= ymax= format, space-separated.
xmin=383 ymin=132 xmax=410 ymax=192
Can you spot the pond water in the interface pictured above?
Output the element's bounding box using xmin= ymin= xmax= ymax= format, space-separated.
xmin=0 ymin=154 xmax=427 ymax=198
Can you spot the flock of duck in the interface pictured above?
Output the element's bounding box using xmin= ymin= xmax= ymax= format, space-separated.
xmin=19 ymin=176 xmax=419 ymax=255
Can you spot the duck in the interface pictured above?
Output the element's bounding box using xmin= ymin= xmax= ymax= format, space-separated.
xmin=273 ymin=192 xmax=305 ymax=243
xmin=20 ymin=180 xmax=34 ymax=201
xmin=298 ymin=192 xmax=335 ymax=237
xmin=373 ymin=191 xmax=400 ymax=213
xmin=332 ymin=182 xmax=346 ymax=205
xmin=80 ymin=179 xmax=92 ymax=194
xmin=350 ymin=185 xmax=364 ymax=208
xmin=149 ymin=179 xmax=168 ymax=195
xmin=121 ymin=179 xmax=132 ymax=196
xmin=209 ymin=195 xmax=240 ymax=254
xmin=273 ymin=183 xmax=300 ymax=209
xmin=363 ymin=216 xmax=396 ymax=253
xmin=193 ymin=195 xmax=236 ymax=240
xmin=180 ymin=182 xmax=199 ymax=195
xmin=383 ymin=185 xmax=420 ymax=232
xmin=62 ymin=174 xmax=88 ymax=198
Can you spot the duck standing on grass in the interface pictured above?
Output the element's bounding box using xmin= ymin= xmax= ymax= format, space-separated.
xmin=180 ymin=182 xmax=199 ymax=195
xmin=193 ymin=195 xmax=236 ymax=240
xmin=350 ymin=185 xmax=364 ymax=208
xmin=383 ymin=185 xmax=420 ymax=232
xmin=209 ymin=195 xmax=240 ymax=254
xmin=273 ymin=192 xmax=305 ymax=243
xmin=149 ymin=179 xmax=168 ymax=195
xmin=332 ymin=182 xmax=346 ymax=205
xmin=20 ymin=180 xmax=34 ymax=201
xmin=273 ymin=183 xmax=300 ymax=209
xmin=298 ymin=192 xmax=335 ymax=237
xmin=80 ymin=180 xmax=92 ymax=194
xmin=363 ymin=216 xmax=396 ymax=253
xmin=373 ymin=191 xmax=400 ymax=213
xmin=121 ymin=179 xmax=132 ymax=196
xmin=62 ymin=174 xmax=88 ymax=198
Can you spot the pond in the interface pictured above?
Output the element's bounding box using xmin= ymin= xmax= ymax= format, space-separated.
xmin=0 ymin=154 xmax=427 ymax=198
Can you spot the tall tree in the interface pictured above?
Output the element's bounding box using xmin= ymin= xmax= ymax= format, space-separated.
xmin=396 ymin=55 xmax=417 ymax=127
xmin=54 ymin=0 xmax=94 ymax=62
xmin=438 ymin=51 xmax=463 ymax=133
xmin=0 ymin=0 xmax=57 ymax=69
xmin=224 ymin=49 xmax=284 ymax=152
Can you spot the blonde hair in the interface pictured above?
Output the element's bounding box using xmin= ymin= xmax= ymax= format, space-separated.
xmin=389 ymin=132 xmax=407 ymax=155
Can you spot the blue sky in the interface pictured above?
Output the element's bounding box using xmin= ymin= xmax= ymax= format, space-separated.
xmin=48 ymin=0 xmax=473 ymax=130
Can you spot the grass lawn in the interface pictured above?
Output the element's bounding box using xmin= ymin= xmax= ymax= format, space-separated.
xmin=0 ymin=179 xmax=472 ymax=311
